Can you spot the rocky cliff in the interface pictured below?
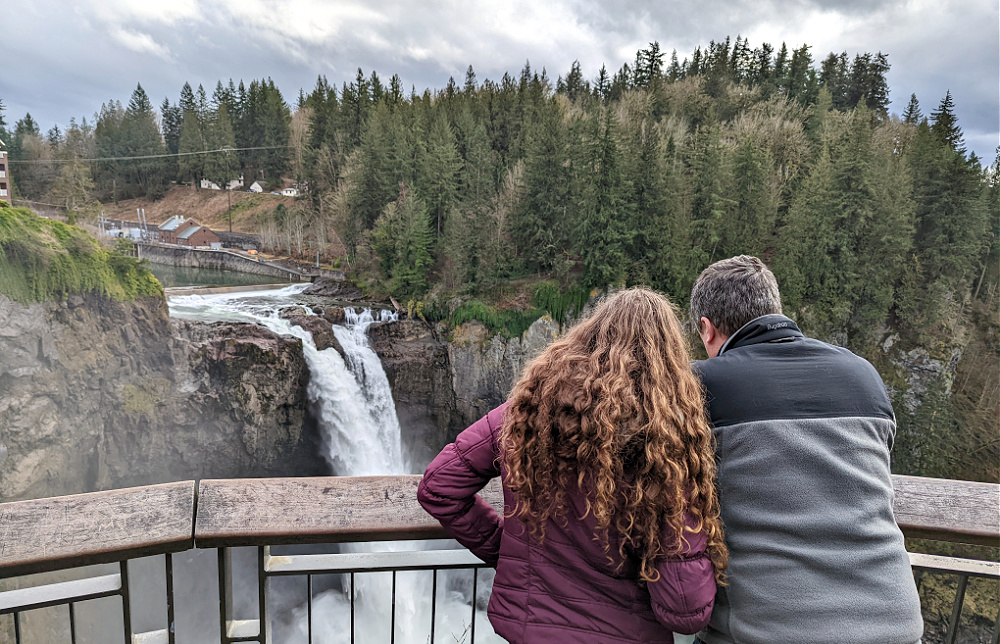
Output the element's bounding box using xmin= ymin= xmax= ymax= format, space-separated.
xmin=369 ymin=314 xmax=562 ymax=466
xmin=0 ymin=293 xmax=325 ymax=502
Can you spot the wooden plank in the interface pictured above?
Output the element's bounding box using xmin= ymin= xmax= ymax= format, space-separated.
xmin=892 ymin=474 xmax=999 ymax=547
xmin=0 ymin=481 xmax=196 ymax=577
xmin=198 ymin=474 xmax=997 ymax=549
xmin=195 ymin=476 xmax=503 ymax=548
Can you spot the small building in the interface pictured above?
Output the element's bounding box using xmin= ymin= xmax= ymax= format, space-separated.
xmin=177 ymin=225 xmax=221 ymax=248
xmin=158 ymin=216 xmax=199 ymax=245
xmin=200 ymin=175 xmax=244 ymax=191
xmin=0 ymin=150 xmax=9 ymax=205
xmin=248 ymin=181 xmax=264 ymax=193
xmin=281 ymin=187 xmax=299 ymax=198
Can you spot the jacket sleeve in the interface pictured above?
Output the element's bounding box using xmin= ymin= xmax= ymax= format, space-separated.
xmin=417 ymin=406 xmax=504 ymax=567
xmin=647 ymin=514 xmax=716 ymax=635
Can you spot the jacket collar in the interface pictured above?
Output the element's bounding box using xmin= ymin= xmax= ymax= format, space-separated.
xmin=717 ymin=314 xmax=803 ymax=356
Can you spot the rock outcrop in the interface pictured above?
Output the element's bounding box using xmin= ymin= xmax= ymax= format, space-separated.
xmin=368 ymin=314 xmax=563 ymax=465
xmin=0 ymin=293 xmax=325 ymax=502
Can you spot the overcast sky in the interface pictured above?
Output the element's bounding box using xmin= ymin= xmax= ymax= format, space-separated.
xmin=3 ymin=0 xmax=997 ymax=161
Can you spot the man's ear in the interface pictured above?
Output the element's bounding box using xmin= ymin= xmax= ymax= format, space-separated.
xmin=699 ymin=317 xmax=726 ymax=358
xmin=699 ymin=316 xmax=716 ymax=345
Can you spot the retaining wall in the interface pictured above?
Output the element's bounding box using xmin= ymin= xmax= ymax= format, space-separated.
xmin=137 ymin=244 xmax=305 ymax=280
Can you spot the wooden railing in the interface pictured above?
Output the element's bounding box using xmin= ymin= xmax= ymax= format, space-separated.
xmin=1 ymin=475 xmax=997 ymax=644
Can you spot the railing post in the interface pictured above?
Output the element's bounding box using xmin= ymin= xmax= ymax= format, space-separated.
xmin=166 ymin=553 xmax=176 ymax=644
xmin=120 ymin=560 xmax=133 ymax=643
xmin=258 ymin=546 xmax=270 ymax=644
xmin=218 ymin=547 xmax=232 ymax=644
xmin=945 ymin=574 xmax=969 ymax=644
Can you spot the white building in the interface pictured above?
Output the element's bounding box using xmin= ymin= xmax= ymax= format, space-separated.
xmin=200 ymin=175 xmax=244 ymax=191
xmin=281 ymin=187 xmax=299 ymax=198
xmin=248 ymin=181 xmax=264 ymax=193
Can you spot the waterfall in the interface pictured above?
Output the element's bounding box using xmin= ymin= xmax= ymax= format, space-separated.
xmin=168 ymin=286 xmax=500 ymax=643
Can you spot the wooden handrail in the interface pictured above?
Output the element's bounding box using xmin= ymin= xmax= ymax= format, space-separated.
xmin=194 ymin=476 xmax=503 ymax=548
xmin=891 ymin=474 xmax=999 ymax=546
xmin=0 ymin=474 xmax=995 ymax=577
xmin=0 ymin=480 xmax=196 ymax=577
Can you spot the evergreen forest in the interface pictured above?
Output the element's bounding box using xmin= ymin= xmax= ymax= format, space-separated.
xmin=1 ymin=37 xmax=997 ymax=482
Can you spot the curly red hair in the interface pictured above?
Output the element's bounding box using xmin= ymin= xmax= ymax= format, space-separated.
xmin=499 ymin=288 xmax=728 ymax=583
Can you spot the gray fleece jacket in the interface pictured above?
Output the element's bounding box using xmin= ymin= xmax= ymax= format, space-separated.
xmin=693 ymin=315 xmax=923 ymax=644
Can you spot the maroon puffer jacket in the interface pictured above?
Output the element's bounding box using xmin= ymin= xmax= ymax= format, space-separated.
xmin=417 ymin=404 xmax=716 ymax=643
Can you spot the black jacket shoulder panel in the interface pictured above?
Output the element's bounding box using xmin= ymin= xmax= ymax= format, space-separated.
xmin=693 ymin=334 xmax=894 ymax=428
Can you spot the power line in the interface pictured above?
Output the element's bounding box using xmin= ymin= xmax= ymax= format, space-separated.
xmin=11 ymin=197 xmax=65 ymax=208
xmin=7 ymin=145 xmax=292 ymax=165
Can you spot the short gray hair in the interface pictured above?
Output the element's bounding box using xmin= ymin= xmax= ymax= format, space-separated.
xmin=690 ymin=255 xmax=782 ymax=337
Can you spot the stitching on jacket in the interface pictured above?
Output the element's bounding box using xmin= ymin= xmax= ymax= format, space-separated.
xmin=455 ymin=432 xmax=493 ymax=475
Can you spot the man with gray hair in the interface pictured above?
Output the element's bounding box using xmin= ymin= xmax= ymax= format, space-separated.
xmin=690 ymin=255 xmax=922 ymax=644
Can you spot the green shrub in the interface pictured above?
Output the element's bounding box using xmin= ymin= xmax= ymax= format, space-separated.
xmin=0 ymin=207 xmax=162 ymax=302
xmin=449 ymin=300 xmax=544 ymax=338
xmin=532 ymin=281 xmax=590 ymax=325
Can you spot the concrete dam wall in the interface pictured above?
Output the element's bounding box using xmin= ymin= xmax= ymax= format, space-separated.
xmin=137 ymin=244 xmax=306 ymax=280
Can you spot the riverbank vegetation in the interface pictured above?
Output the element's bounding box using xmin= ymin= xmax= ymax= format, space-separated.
xmin=0 ymin=204 xmax=161 ymax=302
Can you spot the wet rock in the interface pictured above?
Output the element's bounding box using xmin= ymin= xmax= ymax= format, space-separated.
xmin=303 ymin=278 xmax=365 ymax=301
xmin=0 ymin=293 xmax=325 ymax=503
xmin=286 ymin=315 xmax=346 ymax=356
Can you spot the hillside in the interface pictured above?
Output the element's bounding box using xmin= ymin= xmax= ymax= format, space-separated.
xmin=100 ymin=185 xmax=294 ymax=232
xmin=0 ymin=204 xmax=161 ymax=302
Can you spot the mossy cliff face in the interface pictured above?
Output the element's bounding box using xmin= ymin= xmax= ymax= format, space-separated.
xmin=0 ymin=293 xmax=324 ymax=502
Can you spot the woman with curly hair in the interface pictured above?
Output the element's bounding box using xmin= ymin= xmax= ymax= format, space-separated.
xmin=418 ymin=288 xmax=727 ymax=643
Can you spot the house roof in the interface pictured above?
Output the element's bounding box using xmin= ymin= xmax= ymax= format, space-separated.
xmin=177 ymin=226 xmax=202 ymax=240
xmin=159 ymin=215 xmax=189 ymax=232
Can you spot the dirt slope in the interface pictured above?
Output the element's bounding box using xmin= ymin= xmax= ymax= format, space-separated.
xmin=101 ymin=185 xmax=295 ymax=232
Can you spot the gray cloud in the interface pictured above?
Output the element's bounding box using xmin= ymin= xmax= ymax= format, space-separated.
xmin=3 ymin=0 xmax=996 ymax=160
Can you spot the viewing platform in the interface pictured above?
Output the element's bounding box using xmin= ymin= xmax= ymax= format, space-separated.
xmin=1 ymin=475 xmax=997 ymax=643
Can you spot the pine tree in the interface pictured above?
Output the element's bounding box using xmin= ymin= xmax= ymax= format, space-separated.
xmin=119 ymin=84 xmax=167 ymax=198
xmin=563 ymin=61 xmax=588 ymax=103
xmin=593 ymin=65 xmax=610 ymax=102
xmin=262 ymin=81 xmax=292 ymax=180
xmin=160 ymin=98 xmax=182 ymax=180
xmin=464 ymin=66 xmax=478 ymax=95
xmin=371 ymin=186 xmax=434 ymax=296
xmin=786 ymin=45 xmax=817 ymax=104
xmin=930 ymin=91 xmax=964 ymax=152
xmin=907 ymin=109 xmax=990 ymax=325
xmin=204 ymin=104 xmax=239 ymax=191
xmin=178 ymin=108 xmax=205 ymax=188
xmin=687 ymin=124 xmax=735 ymax=264
xmin=454 ymin=108 xmax=493 ymax=206
xmin=416 ymin=112 xmax=460 ymax=237
xmin=579 ymin=109 xmax=631 ymax=289
xmin=727 ymin=135 xmax=778 ymax=257
xmin=510 ymin=107 xmax=570 ymax=272
xmin=902 ymin=93 xmax=922 ymax=124
xmin=774 ymin=144 xmax=838 ymax=313
xmin=819 ymin=52 xmax=851 ymax=110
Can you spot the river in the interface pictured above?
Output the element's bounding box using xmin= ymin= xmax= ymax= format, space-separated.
xmin=148 ymin=263 xmax=286 ymax=288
